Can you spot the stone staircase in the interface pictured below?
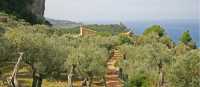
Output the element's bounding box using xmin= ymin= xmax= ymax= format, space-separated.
xmin=106 ymin=49 xmax=123 ymax=87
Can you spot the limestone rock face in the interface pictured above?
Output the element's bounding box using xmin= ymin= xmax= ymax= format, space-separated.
xmin=0 ymin=0 xmax=46 ymax=23
xmin=0 ymin=0 xmax=45 ymax=17
xmin=29 ymin=0 xmax=45 ymax=16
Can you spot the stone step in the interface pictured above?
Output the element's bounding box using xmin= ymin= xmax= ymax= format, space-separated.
xmin=106 ymin=81 xmax=122 ymax=86
xmin=106 ymin=80 xmax=121 ymax=84
xmin=113 ymin=51 xmax=121 ymax=53
xmin=112 ymin=56 xmax=122 ymax=58
xmin=107 ymin=67 xmax=117 ymax=70
xmin=106 ymin=49 xmax=123 ymax=87
xmin=107 ymin=84 xmax=122 ymax=87
xmin=108 ymin=60 xmax=118 ymax=63
xmin=107 ymin=62 xmax=116 ymax=64
xmin=111 ymin=57 xmax=122 ymax=59
xmin=107 ymin=59 xmax=117 ymax=62
xmin=111 ymin=56 xmax=122 ymax=58
xmin=105 ymin=74 xmax=118 ymax=78
xmin=107 ymin=83 xmax=123 ymax=86
xmin=107 ymin=71 xmax=119 ymax=75
xmin=112 ymin=53 xmax=121 ymax=55
xmin=112 ymin=56 xmax=123 ymax=58
xmin=112 ymin=54 xmax=123 ymax=56
xmin=112 ymin=52 xmax=122 ymax=55
xmin=113 ymin=50 xmax=120 ymax=52
xmin=107 ymin=67 xmax=119 ymax=70
xmin=112 ymin=53 xmax=122 ymax=56
xmin=106 ymin=77 xmax=119 ymax=81
xmin=113 ymin=51 xmax=120 ymax=53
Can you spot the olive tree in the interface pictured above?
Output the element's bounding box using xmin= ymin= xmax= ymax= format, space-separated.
xmin=143 ymin=25 xmax=165 ymax=37
xmin=175 ymin=30 xmax=196 ymax=54
xmin=119 ymin=43 xmax=173 ymax=87
xmin=168 ymin=50 xmax=200 ymax=87
xmin=5 ymin=25 xmax=67 ymax=87
xmin=175 ymin=31 xmax=197 ymax=55
xmin=64 ymin=36 xmax=110 ymax=87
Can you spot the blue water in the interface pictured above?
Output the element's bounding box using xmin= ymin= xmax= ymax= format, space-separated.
xmin=124 ymin=19 xmax=200 ymax=47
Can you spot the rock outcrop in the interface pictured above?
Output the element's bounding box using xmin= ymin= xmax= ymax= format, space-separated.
xmin=0 ymin=0 xmax=46 ymax=24
xmin=28 ymin=0 xmax=45 ymax=16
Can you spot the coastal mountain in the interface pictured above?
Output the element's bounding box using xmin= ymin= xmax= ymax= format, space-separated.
xmin=46 ymin=18 xmax=81 ymax=28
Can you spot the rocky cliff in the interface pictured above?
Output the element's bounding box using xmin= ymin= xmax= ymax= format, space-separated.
xmin=28 ymin=0 xmax=45 ymax=16
xmin=0 ymin=0 xmax=46 ymax=24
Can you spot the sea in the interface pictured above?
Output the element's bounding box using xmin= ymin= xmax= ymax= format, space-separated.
xmin=124 ymin=19 xmax=200 ymax=48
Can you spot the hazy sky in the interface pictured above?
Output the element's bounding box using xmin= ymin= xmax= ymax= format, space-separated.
xmin=44 ymin=0 xmax=199 ymax=22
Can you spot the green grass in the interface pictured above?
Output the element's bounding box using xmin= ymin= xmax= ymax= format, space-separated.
xmin=0 ymin=66 xmax=104 ymax=87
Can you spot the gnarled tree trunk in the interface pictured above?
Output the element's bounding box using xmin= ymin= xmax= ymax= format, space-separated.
xmin=67 ymin=65 xmax=76 ymax=87
xmin=32 ymin=70 xmax=43 ymax=87
xmin=158 ymin=61 xmax=165 ymax=87
xmin=86 ymin=77 xmax=93 ymax=87
xmin=68 ymin=73 xmax=73 ymax=87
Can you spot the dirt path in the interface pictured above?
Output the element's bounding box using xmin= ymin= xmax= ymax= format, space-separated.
xmin=106 ymin=49 xmax=123 ymax=87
